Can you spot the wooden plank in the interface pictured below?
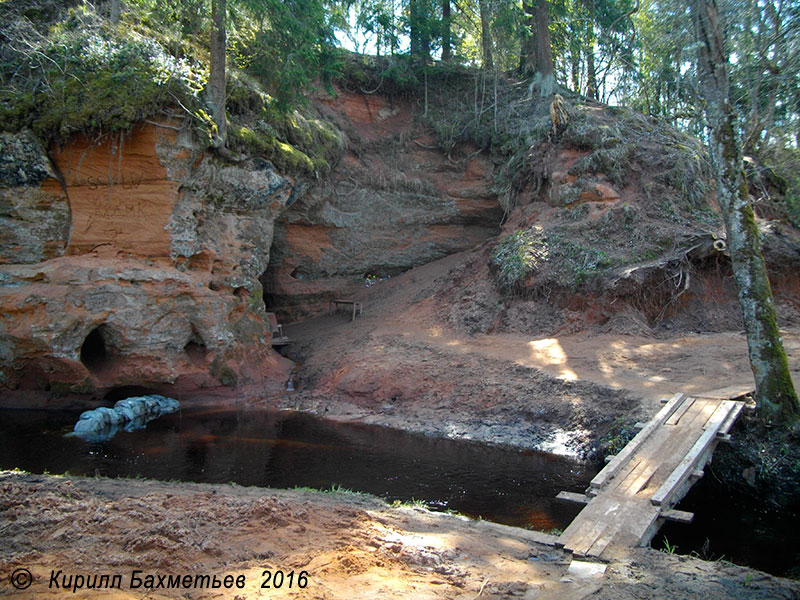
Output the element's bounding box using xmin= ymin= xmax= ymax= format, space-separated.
xmin=650 ymin=401 xmax=734 ymax=507
xmin=623 ymin=461 xmax=660 ymax=496
xmin=563 ymin=518 xmax=609 ymax=556
xmin=557 ymin=491 xmax=590 ymax=505
xmin=562 ymin=497 xmax=623 ymax=556
xmin=588 ymin=393 xmax=686 ymax=491
xmin=607 ymin=502 xmax=659 ymax=550
xmin=665 ymin=396 xmax=696 ymax=426
xmin=702 ymin=400 xmax=735 ymax=431
xmin=718 ymin=400 xmax=745 ymax=435
xmin=560 ymin=397 xmax=743 ymax=558
xmin=661 ymin=509 xmax=694 ymax=524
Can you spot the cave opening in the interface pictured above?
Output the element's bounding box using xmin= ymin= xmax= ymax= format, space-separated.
xmin=260 ymin=264 xmax=279 ymax=312
xmin=184 ymin=328 xmax=208 ymax=365
xmin=80 ymin=325 xmax=110 ymax=374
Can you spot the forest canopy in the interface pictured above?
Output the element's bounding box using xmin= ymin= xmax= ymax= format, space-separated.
xmin=0 ymin=0 xmax=798 ymax=215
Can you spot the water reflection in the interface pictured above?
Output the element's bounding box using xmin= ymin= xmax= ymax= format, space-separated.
xmin=0 ymin=406 xmax=595 ymax=530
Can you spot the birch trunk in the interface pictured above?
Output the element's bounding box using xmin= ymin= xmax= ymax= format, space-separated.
xmin=690 ymin=0 xmax=799 ymax=424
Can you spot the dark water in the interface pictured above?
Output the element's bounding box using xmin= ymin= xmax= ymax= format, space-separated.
xmin=656 ymin=475 xmax=800 ymax=578
xmin=0 ymin=406 xmax=595 ymax=531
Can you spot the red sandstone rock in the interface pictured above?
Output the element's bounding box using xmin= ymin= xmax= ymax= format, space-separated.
xmin=1 ymin=122 xmax=294 ymax=402
xmin=264 ymin=90 xmax=504 ymax=322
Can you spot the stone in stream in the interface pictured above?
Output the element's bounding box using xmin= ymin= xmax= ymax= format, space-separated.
xmin=70 ymin=395 xmax=180 ymax=442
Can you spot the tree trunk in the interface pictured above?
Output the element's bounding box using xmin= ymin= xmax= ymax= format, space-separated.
xmin=533 ymin=0 xmax=555 ymax=96
xmin=409 ymin=0 xmax=430 ymax=62
xmin=209 ymin=0 xmax=227 ymax=147
xmin=441 ymin=0 xmax=452 ymax=62
xmin=479 ymin=0 xmax=493 ymax=70
xmin=519 ymin=0 xmax=554 ymax=96
xmin=570 ymin=49 xmax=580 ymax=94
xmin=690 ymin=0 xmax=799 ymax=425
xmin=110 ymin=0 xmax=121 ymax=23
xmin=519 ymin=1 xmax=535 ymax=74
xmin=585 ymin=20 xmax=597 ymax=99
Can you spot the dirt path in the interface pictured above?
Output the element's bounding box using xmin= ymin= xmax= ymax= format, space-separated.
xmin=393 ymin=327 xmax=800 ymax=403
xmin=3 ymin=472 xmax=797 ymax=600
xmin=276 ymin=252 xmax=800 ymax=456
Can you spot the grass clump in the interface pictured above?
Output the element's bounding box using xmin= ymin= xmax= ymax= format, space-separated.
xmin=491 ymin=229 xmax=548 ymax=290
xmin=0 ymin=4 xmax=206 ymax=142
xmin=491 ymin=227 xmax=614 ymax=294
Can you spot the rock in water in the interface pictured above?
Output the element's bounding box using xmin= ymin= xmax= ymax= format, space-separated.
xmin=70 ymin=395 xmax=179 ymax=442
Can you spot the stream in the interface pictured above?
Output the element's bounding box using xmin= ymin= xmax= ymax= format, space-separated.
xmin=0 ymin=405 xmax=594 ymax=532
xmin=2 ymin=404 xmax=796 ymax=577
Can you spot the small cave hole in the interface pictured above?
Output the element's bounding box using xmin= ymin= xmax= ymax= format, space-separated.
xmin=290 ymin=268 xmax=303 ymax=280
xmin=80 ymin=326 xmax=109 ymax=374
xmin=234 ymin=286 xmax=248 ymax=298
xmin=184 ymin=329 xmax=208 ymax=365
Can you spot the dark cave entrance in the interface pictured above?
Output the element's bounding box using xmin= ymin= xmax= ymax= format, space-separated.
xmin=80 ymin=325 xmax=111 ymax=375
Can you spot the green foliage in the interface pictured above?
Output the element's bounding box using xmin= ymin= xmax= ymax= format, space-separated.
xmin=232 ymin=0 xmax=341 ymax=111
xmin=546 ymin=232 xmax=613 ymax=286
xmin=0 ymin=1 xmax=344 ymax=176
xmin=661 ymin=536 xmax=677 ymax=554
xmin=491 ymin=225 xmax=617 ymax=295
xmin=598 ymin=417 xmax=637 ymax=457
xmin=227 ymin=84 xmax=344 ymax=175
xmin=491 ymin=229 xmax=548 ymax=290
xmin=0 ymin=4 xmax=206 ymax=141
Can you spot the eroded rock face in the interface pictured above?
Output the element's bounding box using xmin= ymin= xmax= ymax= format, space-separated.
xmin=0 ymin=122 xmax=293 ymax=402
xmin=0 ymin=131 xmax=70 ymax=263
xmin=2 ymin=89 xmax=505 ymax=399
xmin=262 ymin=90 xmax=503 ymax=321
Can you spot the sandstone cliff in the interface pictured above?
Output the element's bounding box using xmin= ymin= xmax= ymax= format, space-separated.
xmin=0 ymin=88 xmax=508 ymax=403
xmin=0 ymin=122 xmax=295 ymax=403
xmin=261 ymin=90 xmax=503 ymax=322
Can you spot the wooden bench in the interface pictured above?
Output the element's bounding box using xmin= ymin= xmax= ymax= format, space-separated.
xmin=329 ymin=300 xmax=363 ymax=322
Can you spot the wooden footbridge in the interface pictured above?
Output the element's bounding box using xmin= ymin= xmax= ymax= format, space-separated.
xmin=557 ymin=393 xmax=745 ymax=559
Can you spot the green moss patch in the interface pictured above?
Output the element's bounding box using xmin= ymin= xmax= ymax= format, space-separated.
xmin=0 ymin=5 xmax=206 ymax=142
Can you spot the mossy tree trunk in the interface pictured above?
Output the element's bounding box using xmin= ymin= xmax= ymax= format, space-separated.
xmin=209 ymin=0 xmax=227 ymax=147
xmin=691 ymin=0 xmax=799 ymax=425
